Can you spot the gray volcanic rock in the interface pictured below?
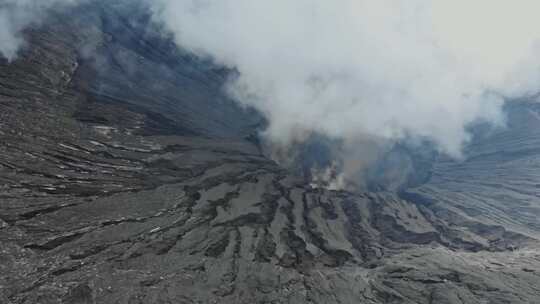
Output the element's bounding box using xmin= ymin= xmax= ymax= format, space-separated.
xmin=1 ymin=1 xmax=540 ymax=303
xmin=403 ymin=102 xmax=540 ymax=239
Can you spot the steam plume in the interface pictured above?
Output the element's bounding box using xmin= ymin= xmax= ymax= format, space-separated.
xmin=0 ymin=0 xmax=79 ymax=61
xmin=149 ymin=0 xmax=540 ymax=158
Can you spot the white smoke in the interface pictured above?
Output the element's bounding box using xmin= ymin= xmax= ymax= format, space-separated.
xmin=149 ymin=0 xmax=540 ymax=158
xmin=0 ymin=0 xmax=79 ymax=61
xmin=4 ymin=0 xmax=540 ymax=187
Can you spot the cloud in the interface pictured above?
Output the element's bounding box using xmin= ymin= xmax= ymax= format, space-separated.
xmin=5 ymin=0 xmax=540 ymax=187
xmin=0 ymin=0 xmax=80 ymax=61
xmin=148 ymin=0 xmax=540 ymax=159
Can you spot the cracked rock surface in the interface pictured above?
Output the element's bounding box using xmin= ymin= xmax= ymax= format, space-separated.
xmin=1 ymin=2 xmax=540 ymax=303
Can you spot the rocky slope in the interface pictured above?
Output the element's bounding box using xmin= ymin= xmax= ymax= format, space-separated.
xmin=403 ymin=102 xmax=540 ymax=239
xmin=1 ymin=1 xmax=540 ymax=303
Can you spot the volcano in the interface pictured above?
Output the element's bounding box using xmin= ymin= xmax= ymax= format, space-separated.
xmin=1 ymin=2 xmax=539 ymax=303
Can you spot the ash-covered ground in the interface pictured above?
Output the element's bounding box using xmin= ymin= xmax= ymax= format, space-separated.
xmin=1 ymin=2 xmax=540 ymax=303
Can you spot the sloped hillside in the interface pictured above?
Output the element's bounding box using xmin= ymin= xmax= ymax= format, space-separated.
xmin=1 ymin=2 xmax=540 ymax=303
